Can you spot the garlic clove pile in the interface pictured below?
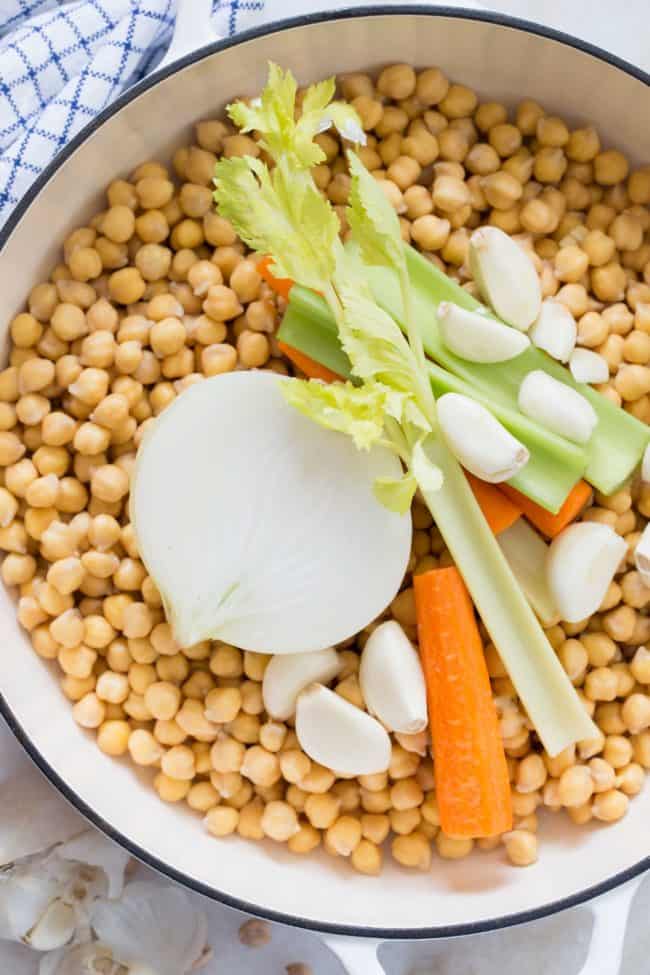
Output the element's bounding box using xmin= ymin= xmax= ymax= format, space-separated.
xmin=437 ymin=393 xmax=529 ymax=483
xmin=262 ymin=648 xmax=342 ymax=721
xmin=469 ymin=226 xmax=541 ymax=332
xmin=295 ymin=683 xmax=391 ymax=776
xmin=359 ymin=621 xmax=428 ymax=733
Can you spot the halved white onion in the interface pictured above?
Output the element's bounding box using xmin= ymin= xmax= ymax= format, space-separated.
xmin=437 ymin=302 xmax=530 ymax=363
xmin=547 ymin=522 xmax=627 ymax=623
xmin=469 ymin=226 xmax=541 ymax=332
xmin=295 ymin=683 xmax=392 ymax=775
xmin=437 ymin=392 xmax=529 ymax=483
xmin=359 ymin=621 xmax=427 ymax=733
xmin=529 ymin=299 xmax=576 ymax=363
xmin=131 ymin=372 xmax=411 ymax=653
xmin=518 ymin=370 xmax=598 ymax=445
xmin=262 ymin=648 xmax=342 ymax=720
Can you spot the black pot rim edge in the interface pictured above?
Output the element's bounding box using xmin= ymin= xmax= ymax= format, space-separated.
xmin=0 ymin=3 xmax=648 ymax=943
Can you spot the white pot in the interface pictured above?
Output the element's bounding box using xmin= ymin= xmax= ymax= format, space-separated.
xmin=0 ymin=5 xmax=648 ymax=974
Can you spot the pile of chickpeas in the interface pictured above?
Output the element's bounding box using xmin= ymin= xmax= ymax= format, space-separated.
xmin=2 ymin=62 xmax=650 ymax=875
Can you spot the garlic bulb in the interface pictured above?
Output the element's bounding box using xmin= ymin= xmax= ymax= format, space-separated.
xmin=262 ymin=647 xmax=342 ymax=720
xmin=469 ymin=226 xmax=541 ymax=331
xmin=529 ymin=299 xmax=576 ymax=363
xmin=359 ymin=621 xmax=428 ymax=733
xmin=518 ymin=370 xmax=598 ymax=445
xmin=437 ymin=302 xmax=530 ymax=363
xmin=547 ymin=523 xmax=627 ymax=623
xmin=569 ymin=348 xmax=609 ymax=384
xmin=295 ymin=684 xmax=391 ymax=775
xmin=437 ymin=393 xmax=529 ymax=483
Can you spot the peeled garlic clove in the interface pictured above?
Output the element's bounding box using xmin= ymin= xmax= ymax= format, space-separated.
xmin=26 ymin=900 xmax=76 ymax=951
xmin=569 ymin=348 xmax=610 ymax=385
xmin=262 ymin=648 xmax=342 ymax=720
xmin=469 ymin=226 xmax=541 ymax=331
xmin=295 ymin=683 xmax=391 ymax=775
xmin=437 ymin=392 xmax=529 ymax=483
xmin=359 ymin=620 xmax=427 ymax=733
xmin=518 ymin=370 xmax=598 ymax=445
xmin=437 ymin=302 xmax=530 ymax=363
xmin=529 ymin=299 xmax=576 ymax=363
xmin=547 ymin=522 xmax=627 ymax=623
xmin=634 ymin=523 xmax=650 ymax=585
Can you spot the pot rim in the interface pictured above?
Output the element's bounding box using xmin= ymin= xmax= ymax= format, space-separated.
xmin=0 ymin=3 xmax=648 ymax=941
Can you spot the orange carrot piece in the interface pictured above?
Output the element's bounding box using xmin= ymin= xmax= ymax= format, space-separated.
xmin=465 ymin=473 xmax=521 ymax=535
xmin=277 ymin=341 xmax=343 ymax=383
xmin=258 ymin=256 xmax=295 ymax=301
xmin=414 ymin=567 xmax=513 ymax=838
xmin=500 ymin=479 xmax=593 ymax=538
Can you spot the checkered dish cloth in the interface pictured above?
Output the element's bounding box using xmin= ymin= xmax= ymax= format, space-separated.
xmin=0 ymin=0 xmax=266 ymax=228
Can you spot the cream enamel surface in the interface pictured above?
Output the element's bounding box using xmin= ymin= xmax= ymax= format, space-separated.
xmin=0 ymin=10 xmax=649 ymax=936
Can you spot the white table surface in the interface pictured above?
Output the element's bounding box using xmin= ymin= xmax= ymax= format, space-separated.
xmin=1 ymin=1 xmax=649 ymax=972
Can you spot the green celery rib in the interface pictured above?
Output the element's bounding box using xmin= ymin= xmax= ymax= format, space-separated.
xmin=279 ymin=285 xmax=585 ymax=511
xmin=366 ymin=245 xmax=650 ymax=497
xmin=418 ymin=436 xmax=597 ymax=757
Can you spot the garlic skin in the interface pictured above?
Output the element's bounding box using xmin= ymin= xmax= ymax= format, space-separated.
xmin=295 ymin=683 xmax=391 ymax=775
xmin=262 ymin=648 xmax=342 ymax=720
xmin=437 ymin=392 xmax=530 ymax=483
xmin=569 ymin=348 xmax=610 ymax=385
xmin=634 ymin=523 xmax=650 ymax=585
xmin=469 ymin=226 xmax=541 ymax=331
xmin=518 ymin=370 xmax=598 ymax=445
xmin=547 ymin=523 xmax=627 ymax=623
xmin=529 ymin=299 xmax=576 ymax=363
xmin=359 ymin=621 xmax=428 ymax=733
xmin=437 ymin=302 xmax=530 ymax=363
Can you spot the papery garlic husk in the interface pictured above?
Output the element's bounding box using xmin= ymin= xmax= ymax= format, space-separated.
xmin=547 ymin=522 xmax=627 ymax=623
xmin=518 ymin=370 xmax=598 ymax=445
xmin=262 ymin=648 xmax=342 ymax=720
xmin=92 ymin=883 xmax=208 ymax=975
xmin=529 ymin=299 xmax=576 ymax=362
xmin=437 ymin=302 xmax=530 ymax=363
xmin=56 ymin=830 xmax=130 ymax=900
xmin=25 ymin=899 xmax=75 ymax=952
xmin=359 ymin=621 xmax=428 ymax=733
xmin=634 ymin=523 xmax=650 ymax=585
xmin=295 ymin=684 xmax=391 ymax=775
xmin=469 ymin=226 xmax=541 ymax=331
xmin=437 ymin=393 xmax=529 ymax=483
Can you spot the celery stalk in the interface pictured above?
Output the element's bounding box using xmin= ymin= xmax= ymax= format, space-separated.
xmin=279 ymin=285 xmax=586 ymax=511
xmin=497 ymin=519 xmax=559 ymax=627
xmin=418 ymin=438 xmax=596 ymax=756
xmin=366 ymin=245 xmax=650 ymax=497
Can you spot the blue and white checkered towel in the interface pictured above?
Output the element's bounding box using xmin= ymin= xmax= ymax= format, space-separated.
xmin=0 ymin=0 xmax=270 ymax=228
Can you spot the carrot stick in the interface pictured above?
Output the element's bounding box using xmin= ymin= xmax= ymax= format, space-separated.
xmin=414 ymin=567 xmax=512 ymax=838
xmin=277 ymin=341 xmax=343 ymax=383
xmin=258 ymin=256 xmax=295 ymax=301
xmin=500 ymin=480 xmax=593 ymax=538
xmin=465 ymin=473 xmax=521 ymax=535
